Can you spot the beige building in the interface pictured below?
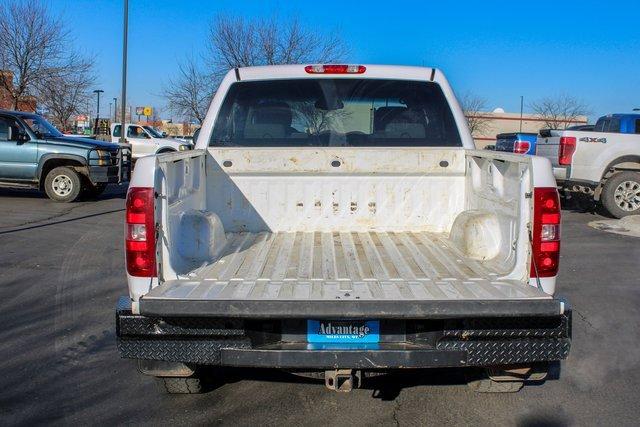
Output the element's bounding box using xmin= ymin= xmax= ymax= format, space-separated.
xmin=468 ymin=111 xmax=588 ymax=148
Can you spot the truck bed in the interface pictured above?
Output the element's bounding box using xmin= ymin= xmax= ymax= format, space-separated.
xmin=142 ymin=231 xmax=549 ymax=308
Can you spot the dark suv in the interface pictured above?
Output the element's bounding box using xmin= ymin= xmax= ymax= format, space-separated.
xmin=0 ymin=110 xmax=130 ymax=202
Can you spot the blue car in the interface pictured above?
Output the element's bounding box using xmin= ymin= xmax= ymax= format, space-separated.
xmin=495 ymin=132 xmax=538 ymax=155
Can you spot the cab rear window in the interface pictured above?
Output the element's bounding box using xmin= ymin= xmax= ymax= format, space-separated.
xmin=210 ymin=79 xmax=462 ymax=147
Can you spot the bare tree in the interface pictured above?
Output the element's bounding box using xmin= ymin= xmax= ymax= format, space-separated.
xmin=39 ymin=60 xmax=95 ymax=131
xmin=164 ymin=14 xmax=348 ymax=123
xmin=460 ymin=92 xmax=492 ymax=137
xmin=208 ymin=14 xmax=348 ymax=75
xmin=163 ymin=56 xmax=213 ymax=124
xmin=0 ymin=0 xmax=85 ymax=110
xmin=292 ymin=101 xmax=351 ymax=135
xmin=530 ymin=94 xmax=591 ymax=129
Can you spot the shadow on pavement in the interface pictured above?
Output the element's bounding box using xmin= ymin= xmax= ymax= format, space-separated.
xmin=0 ymin=185 xmax=127 ymax=201
xmin=560 ymin=191 xmax=612 ymax=218
xmin=0 ymin=208 xmax=125 ymax=235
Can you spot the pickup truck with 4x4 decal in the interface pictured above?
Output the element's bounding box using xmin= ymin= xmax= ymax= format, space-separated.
xmin=0 ymin=110 xmax=130 ymax=202
xmin=537 ymin=113 xmax=640 ymax=218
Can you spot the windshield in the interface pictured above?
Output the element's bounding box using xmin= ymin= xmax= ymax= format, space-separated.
xmin=21 ymin=115 xmax=63 ymax=138
xmin=211 ymin=78 xmax=462 ymax=147
xmin=143 ymin=126 xmax=164 ymax=138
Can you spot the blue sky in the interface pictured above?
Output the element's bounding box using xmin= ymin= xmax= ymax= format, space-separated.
xmin=49 ymin=0 xmax=639 ymax=121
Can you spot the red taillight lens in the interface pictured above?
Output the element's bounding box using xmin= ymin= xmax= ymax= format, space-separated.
xmin=558 ymin=136 xmax=576 ymax=165
xmin=125 ymin=187 xmax=156 ymax=277
xmin=513 ymin=140 xmax=530 ymax=154
xmin=531 ymin=187 xmax=561 ymax=278
xmin=304 ymin=64 xmax=366 ymax=74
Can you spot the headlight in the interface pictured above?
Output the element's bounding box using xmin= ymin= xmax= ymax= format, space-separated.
xmin=178 ymin=144 xmax=191 ymax=151
xmin=91 ymin=150 xmax=110 ymax=165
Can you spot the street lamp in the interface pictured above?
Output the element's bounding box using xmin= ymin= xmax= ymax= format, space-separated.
xmin=93 ymin=89 xmax=104 ymax=134
xmin=113 ymin=97 xmax=118 ymax=122
xmin=93 ymin=89 xmax=104 ymax=118
xmin=120 ymin=0 xmax=129 ymax=144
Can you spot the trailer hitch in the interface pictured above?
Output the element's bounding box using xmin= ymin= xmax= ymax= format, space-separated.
xmin=324 ymin=369 xmax=362 ymax=392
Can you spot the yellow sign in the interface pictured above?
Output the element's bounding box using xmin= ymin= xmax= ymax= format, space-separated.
xmin=143 ymin=106 xmax=153 ymax=117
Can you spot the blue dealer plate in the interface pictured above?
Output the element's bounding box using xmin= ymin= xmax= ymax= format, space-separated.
xmin=307 ymin=320 xmax=380 ymax=344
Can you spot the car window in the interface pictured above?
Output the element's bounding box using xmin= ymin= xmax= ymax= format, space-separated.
xmin=608 ymin=118 xmax=620 ymax=133
xmin=113 ymin=125 xmax=121 ymax=137
xmin=127 ymin=126 xmax=148 ymax=139
xmin=635 ymin=119 xmax=640 ymax=134
xmin=21 ymin=115 xmax=62 ymax=138
xmin=0 ymin=118 xmax=10 ymax=141
xmin=0 ymin=117 xmax=22 ymax=141
xmin=211 ymin=78 xmax=462 ymax=147
xmin=594 ymin=118 xmax=607 ymax=132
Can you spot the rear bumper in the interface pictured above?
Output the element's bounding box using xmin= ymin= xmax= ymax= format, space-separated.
xmin=116 ymin=297 xmax=571 ymax=369
xmin=553 ymin=166 xmax=568 ymax=182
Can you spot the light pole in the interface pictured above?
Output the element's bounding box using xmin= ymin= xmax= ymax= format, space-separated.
xmin=113 ymin=97 xmax=118 ymax=122
xmin=120 ymin=0 xmax=129 ymax=144
xmin=519 ymin=95 xmax=524 ymax=132
xmin=109 ymin=102 xmax=112 ymax=121
xmin=93 ymin=89 xmax=104 ymax=134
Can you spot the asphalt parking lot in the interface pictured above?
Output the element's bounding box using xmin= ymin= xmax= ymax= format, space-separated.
xmin=1 ymin=185 xmax=639 ymax=426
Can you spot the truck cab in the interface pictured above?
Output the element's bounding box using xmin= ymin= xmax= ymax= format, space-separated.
xmin=0 ymin=110 xmax=130 ymax=202
xmin=593 ymin=113 xmax=640 ymax=134
xmin=110 ymin=123 xmax=192 ymax=159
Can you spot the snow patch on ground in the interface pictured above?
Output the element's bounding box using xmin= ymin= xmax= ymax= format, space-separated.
xmin=588 ymin=215 xmax=640 ymax=238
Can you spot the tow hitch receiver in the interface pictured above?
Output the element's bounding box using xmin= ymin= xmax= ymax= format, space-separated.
xmin=325 ymin=369 xmax=362 ymax=392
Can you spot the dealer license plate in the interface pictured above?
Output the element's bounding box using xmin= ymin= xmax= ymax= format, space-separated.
xmin=307 ymin=320 xmax=380 ymax=344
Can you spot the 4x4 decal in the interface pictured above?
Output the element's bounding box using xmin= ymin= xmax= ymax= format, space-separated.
xmin=579 ymin=136 xmax=607 ymax=143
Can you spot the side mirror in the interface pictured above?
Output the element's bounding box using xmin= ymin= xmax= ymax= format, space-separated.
xmin=162 ymin=131 xmax=167 ymax=137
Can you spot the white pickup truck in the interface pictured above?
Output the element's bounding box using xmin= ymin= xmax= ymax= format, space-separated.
xmin=116 ymin=64 xmax=571 ymax=394
xmin=110 ymin=123 xmax=193 ymax=159
xmin=537 ymin=119 xmax=640 ymax=218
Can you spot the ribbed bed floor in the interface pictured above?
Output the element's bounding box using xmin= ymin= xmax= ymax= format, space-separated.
xmin=146 ymin=232 xmax=549 ymax=302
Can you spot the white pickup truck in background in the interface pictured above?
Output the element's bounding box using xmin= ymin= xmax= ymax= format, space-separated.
xmin=116 ymin=64 xmax=571 ymax=394
xmin=110 ymin=123 xmax=193 ymax=159
xmin=537 ymin=119 xmax=640 ymax=218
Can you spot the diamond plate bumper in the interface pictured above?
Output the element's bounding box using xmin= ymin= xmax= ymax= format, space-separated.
xmin=116 ymin=296 xmax=571 ymax=369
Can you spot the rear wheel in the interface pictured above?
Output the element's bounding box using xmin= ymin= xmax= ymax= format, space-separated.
xmin=158 ymin=376 xmax=206 ymax=394
xmin=44 ymin=166 xmax=82 ymax=202
xmin=467 ymin=377 xmax=524 ymax=393
xmin=466 ymin=368 xmax=526 ymax=393
xmin=601 ymin=171 xmax=640 ymax=218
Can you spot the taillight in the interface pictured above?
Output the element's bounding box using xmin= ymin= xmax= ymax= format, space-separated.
xmin=304 ymin=64 xmax=366 ymax=74
xmin=513 ymin=140 xmax=530 ymax=154
xmin=558 ymin=136 xmax=576 ymax=165
xmin=530 ymin=187 xmax=561 ymax=278
xmin=125 ymin=187 xmax=156 ymax=277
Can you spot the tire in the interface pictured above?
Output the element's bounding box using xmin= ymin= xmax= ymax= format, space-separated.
xmin=83 ymin=182 xmax=108 ymax=198
xmin=466 ymin=369 xmax=524 ymax=393
xmin=158 ymin=376 xmax=206 ymax=394
xmin=468 ymin=378 xmax=524 ymax=393
xmin=44 ymin=166 xmax=82 ymax=202
xmin=601 ymin=171 xmax=640 ymax=218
